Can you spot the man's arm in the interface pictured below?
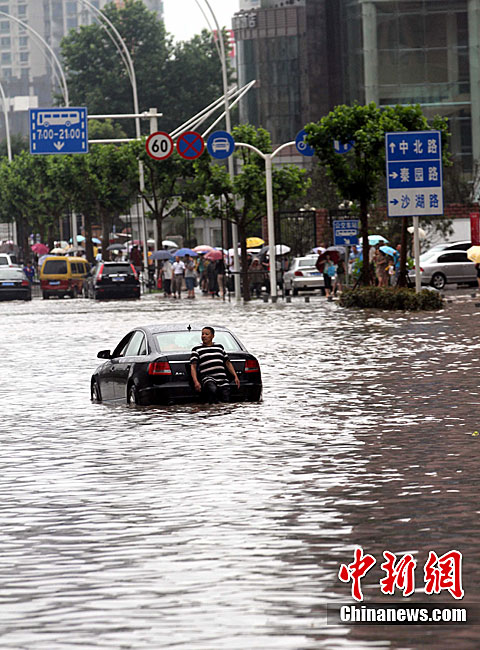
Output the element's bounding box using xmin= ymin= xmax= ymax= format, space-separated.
xmin=190 ymin=361 xmax=202 ymax=391
xmin=225 ymin=360 xmax=241 ymax=388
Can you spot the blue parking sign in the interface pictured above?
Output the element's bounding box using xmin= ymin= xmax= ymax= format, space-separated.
xmin=29 ymin=108 xmax=88 ymax=155
xmin=385 ymin=130 xmax=442 ymax=217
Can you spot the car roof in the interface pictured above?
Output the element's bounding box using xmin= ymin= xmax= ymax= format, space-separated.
xmin=140 ymin=323 xmax=232 ymax=335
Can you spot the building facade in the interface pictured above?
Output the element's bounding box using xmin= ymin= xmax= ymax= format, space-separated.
xmin=234 ymin=0 xmax=479 ymax=175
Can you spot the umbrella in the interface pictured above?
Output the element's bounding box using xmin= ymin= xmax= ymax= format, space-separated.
xmin=151 ymin=249 xmax=174 ymax=260
xmin=162 ymin=239 xmax=178 ymax=248
xmin=359 ymin=235 xmax=389 ymax=245
xmin=31 ymin=243 xmax=49 ymax=255
xmin=246 ymin=237 xmax=265 ymax=248
xmin=311 ymin=246 xmax=326 ymax=254
xmin=193 ymin=244 xmax=214 ymax=252
xmin=91 ymin=237 xmax=101 ymax=244
xmin=326 ymin=245 xmax=347 ymax=258
xmin=205 ymin=249 xmax=223 ymax=261
xmin=174 ymin=247 xmax=198 ymax=257
xmin=50 ymin=247 xmax=66 ymax=255
xmin=467 ymin=246 xmax=480 ymax=264
xmin=107 ymin=243 xmax=126 ymax=251
xmin=317 ymin=249 xmax=341 ymax=264
xmin=407 ymin=226 xmax=427 ymax=239
xmin=380 ymin=245 xmax=399 ymax=258
xmin=259 ymin=244 xmax=291 ymax=257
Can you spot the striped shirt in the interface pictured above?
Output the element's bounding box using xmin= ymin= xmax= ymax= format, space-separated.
xmin=190 ymin=344 xmax=229 ymax=386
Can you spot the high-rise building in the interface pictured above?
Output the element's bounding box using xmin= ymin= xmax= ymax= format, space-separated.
xmin=235 ymin=0 xmax=477 ymax=175
xmin=0 ymin=0 xmax=164 ymax=140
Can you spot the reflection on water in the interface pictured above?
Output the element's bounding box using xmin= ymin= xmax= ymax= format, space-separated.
xmin=1 ymin=294 xmax=480 ymax=649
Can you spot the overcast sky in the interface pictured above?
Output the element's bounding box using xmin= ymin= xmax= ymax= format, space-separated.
xmin=163 ymin=0 xmax=240 ymax=42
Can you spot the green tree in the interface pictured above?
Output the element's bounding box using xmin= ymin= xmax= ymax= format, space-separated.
xmin=197 ymin=124 xmax=309 ymax=301
xmin=305 ymin=103 xmax=450 ymax=286
xmin=60 ymin=2 xmax=233 ymax=135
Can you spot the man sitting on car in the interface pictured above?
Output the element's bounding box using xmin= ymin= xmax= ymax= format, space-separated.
xmin=190 ymin=326 xmax=240 ymax=403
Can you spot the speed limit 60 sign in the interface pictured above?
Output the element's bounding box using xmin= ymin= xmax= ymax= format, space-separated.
xmin=146 ymin=131 xmax=174 ymax=161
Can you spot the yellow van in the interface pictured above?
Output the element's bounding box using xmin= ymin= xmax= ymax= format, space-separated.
xmin=40 ymin=255 xmax=90 ymax=299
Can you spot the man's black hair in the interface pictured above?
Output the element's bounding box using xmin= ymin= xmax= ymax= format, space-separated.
xmin=203 ymin=326 xmax=215 ymax=336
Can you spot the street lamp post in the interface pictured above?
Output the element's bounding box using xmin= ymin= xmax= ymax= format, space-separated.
xmin=195 ymin=0 xmax=241 ymax=300
xmin=0 ymin=11 xmax=69 ymax=106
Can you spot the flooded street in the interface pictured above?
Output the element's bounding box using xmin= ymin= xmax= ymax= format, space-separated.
xmin=1 ymin=292 xmax=480 ymax=649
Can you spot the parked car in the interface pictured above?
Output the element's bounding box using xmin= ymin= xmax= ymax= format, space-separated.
xmin=420 ymin=240 xmax=472 ymax=263
xmin=284 ymin=255 xmax=325 ymax=295
xmin=0 ymin=267 xmax=31 ymax=300
xmin=40 ymin=255 xmax=90 ymax=299
xmin=0 ymin=252 xmax=19 ymax=267
xmin=84 ymin=261 xmax=140 ymax=300
xmin=409 ymin=249 xmax=477 ymax=289
xmin=91 ymin=323 xmax=262 ymax=406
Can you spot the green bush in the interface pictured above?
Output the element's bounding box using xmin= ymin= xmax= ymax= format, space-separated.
xmin=339 ymin=286 xmax=443 ymax=311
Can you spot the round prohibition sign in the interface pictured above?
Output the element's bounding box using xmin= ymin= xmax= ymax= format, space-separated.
xmin=146 ymin=131 xmax=174 ymax=161
xmin=176 ymin=131 xmax=205 ymax=160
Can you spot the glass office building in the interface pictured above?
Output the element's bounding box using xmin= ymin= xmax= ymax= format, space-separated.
xmin=235 ymin=0 xmax=478 ymax=173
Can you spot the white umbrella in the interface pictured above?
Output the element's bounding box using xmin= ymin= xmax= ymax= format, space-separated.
xmin=162 ymin=239 xmax=178 ymax=248
xmin=50 ymin=247 xmax=66 ymax=255
xmin=407 ymin=226 xmax=426 ymax=239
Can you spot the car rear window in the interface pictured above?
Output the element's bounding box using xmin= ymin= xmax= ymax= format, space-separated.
xmin=43 ymin=260 xmax=67 ymax=274
xmin=153 ymin=331 xmax=242 ymax=353
xmin=298 ymin=258 xmax=316 ymax=267
xmin=437 ymin=252 xmax=469 ymax=263
xmin=102 ymin=264 xmax=133 ymax=275
xmin=0 ymin=268 xmax=25 ymax=280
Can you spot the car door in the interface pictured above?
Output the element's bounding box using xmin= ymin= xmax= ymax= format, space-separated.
xmin=111 ymin=330 xmax=148 ymax=400
xmin=437 ymin=252 xmax=470 ymax=283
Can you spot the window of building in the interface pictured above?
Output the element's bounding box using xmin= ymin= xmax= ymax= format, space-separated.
xmin=19 ymin=36 xmax=27 ymax=47
xmin=0 ymin=22 xmax=10 ymax=33
xmin=1 ymin=51 xmax=10 ymax=64
xmin=19 ymin=51 xmax=28 ymax=63
xmin=18 ymin=5 xmax=26 ymax=16
xmin=0 ymin=36 xmax=10 ymax=47
xmin=67 ymin=17 xmax=77 ymax=29
xmin=2 ymin=67 xmax=11 ymax=78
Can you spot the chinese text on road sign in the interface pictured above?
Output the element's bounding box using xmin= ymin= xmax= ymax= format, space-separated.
xmin=29 ymin=108 xmax=88 ymax=155
xmin=385 ymin=130 xmax=442 ymax=217
xmin=333 ymin=219 xmax=359 ymax=246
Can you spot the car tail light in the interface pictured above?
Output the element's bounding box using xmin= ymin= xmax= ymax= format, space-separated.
xmin=97 ymin=263 xmax=104 ymax=281
xmin=148 ymin=361 xmax=172 ymax=375
xmin=21 ymin=280 xmax=29 ymax=286
xmin=245 ymin=359 xmax=260 ymax=373
xmin=130 ymin=264 xmax=138 ymax=279
xmin=412 ymin=267 xmax=424 ymax=272
xmin=294 ymin=270 xmax=304 ymax=276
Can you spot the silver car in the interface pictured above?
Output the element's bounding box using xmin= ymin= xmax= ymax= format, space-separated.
xmin=409 ymin=249 xmax=477 ymax=289
xmin=284 ymin=256 xmax=325 ymax=295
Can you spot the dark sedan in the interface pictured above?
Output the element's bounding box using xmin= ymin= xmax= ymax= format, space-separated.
xmin=0 ymin=267 xmax=31 ymax=300
xmin=91 ymin=323 xmax=262 ymax=406
xmin=85 ymin=261 xmax=140 ymax=299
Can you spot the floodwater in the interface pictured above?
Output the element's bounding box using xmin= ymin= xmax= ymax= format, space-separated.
xmin=1 ymin=290 xmax=480 ymax=649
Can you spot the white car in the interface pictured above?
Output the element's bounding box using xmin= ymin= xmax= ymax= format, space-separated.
xmin=0 ymin=252 xmax=19 ymax=267
xmin=284 ymin=256 xmax=325 ymax=295
xmin=409 ymin=249 xmax=477 ymax=289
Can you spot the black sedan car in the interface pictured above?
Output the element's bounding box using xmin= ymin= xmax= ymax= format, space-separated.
xmin=91 ymin=323 xmax=262 ymax=406
xmin=84 ymin=262 xmax=140 ymax=300
xmin=0 ymin=267 xmax=31 ymax=301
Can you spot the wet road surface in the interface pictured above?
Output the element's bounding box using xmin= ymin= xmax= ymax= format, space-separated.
xmin=1 ymin=291 xmax=479 ymax=649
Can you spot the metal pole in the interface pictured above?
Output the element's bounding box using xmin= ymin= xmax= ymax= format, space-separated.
xmin=413 ymin=215 xmax=421 ymax=293
xmin=265 ymin=154 xmax=277 ymax=301
xmin=200 ymin=0 xmax=241 ymax=300
xmin=0 ymin=83 xmax=11 ymax=162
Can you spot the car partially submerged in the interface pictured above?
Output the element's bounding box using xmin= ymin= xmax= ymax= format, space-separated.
xmin=91 ymin=323 xmax=262 ymax=406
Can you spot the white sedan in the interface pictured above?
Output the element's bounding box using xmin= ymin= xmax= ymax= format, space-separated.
xmin=284 ymin=256 xmax=325 ymax=295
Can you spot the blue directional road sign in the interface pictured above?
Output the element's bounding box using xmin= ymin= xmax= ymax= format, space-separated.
xmin=29 ymin=107 xmax=88 ymax=155
xmin=385 ymin=130 xmax=442 ymax=217
xmin=295 ymin=129 xmax=315 ymax=157
xmin=207 ymin=130 xmax=235 ymax=159
xmin=333 ymin=219 xmax=359 ymax=246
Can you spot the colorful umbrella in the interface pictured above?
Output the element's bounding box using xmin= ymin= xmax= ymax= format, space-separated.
xmin=174 ymin=248 xmax=198 ymax=257
xmin=359 ymin=235 xmax=389 ymax=245
xmin=204 ymin=249 xmax=223 ymax=261
xmin=467 ymin=246 xmax=480 ymax=264
xmin=379 ymin=245 xmax=398 ymax=258
xmin=193 ymin=245 xmax=214 ymax=252
xmin=31 ymin=243 xmax=49 ymax=255
xmin=246 ymin=237 xmax=265 ymax=248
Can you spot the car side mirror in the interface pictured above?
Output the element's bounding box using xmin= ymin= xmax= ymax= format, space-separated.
xmin=97 ymin=349 xmax=111 ymax=359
